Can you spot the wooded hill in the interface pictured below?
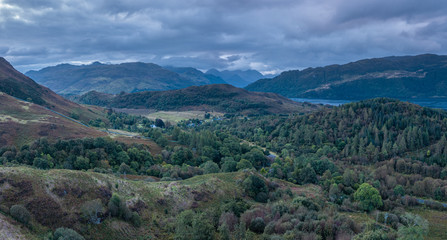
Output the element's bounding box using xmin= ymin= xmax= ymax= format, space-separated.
xmin=246 ymin=54 xmax=447 ymax=99
xmin=72 ymin=84 xmax=321 ymax=115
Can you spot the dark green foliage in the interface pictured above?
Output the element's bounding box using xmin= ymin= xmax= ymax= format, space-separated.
xmin=9 ymin=137 xmax=153 ymax=175
xmin=242 ymin=175 xmax=268 ymax=200
xmin=10 ymin=205 xmax=31 ymax=225
xmin=155 ymin=118 xmax=165 ymax=128
xmin=249 ymin=217 xmax=265 ymax=233
xmin=52 ymin=227 xmax=85 ymax=240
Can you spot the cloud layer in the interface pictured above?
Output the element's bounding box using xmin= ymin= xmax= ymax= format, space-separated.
xmin=1 ymin=0 xmax=446 ymax=73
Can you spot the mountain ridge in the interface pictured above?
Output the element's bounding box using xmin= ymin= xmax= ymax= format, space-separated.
xmin=26 ymin=62 xmax=227 ymax=95
xmin=245 ymin=54 xmax=447 ymax=99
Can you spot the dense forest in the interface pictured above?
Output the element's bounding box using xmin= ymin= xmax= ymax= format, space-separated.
xmin=1 ymin=98 xmax=446 ymax=239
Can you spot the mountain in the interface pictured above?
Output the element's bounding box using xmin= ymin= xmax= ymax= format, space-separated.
xmin=26 ymin=62 xmax=226 ymax=95
xmin=0 ymin=57 xmax=107 ymax=146
xmin=246 ymin=54 xmax=447 ymax=99
xmin=164 ymin=66 xmax=227 ymax=85
xmin=206 ymin=69 xmax=265 ymax=88
xmin=74 ymin=84 xmax=321 ymax=115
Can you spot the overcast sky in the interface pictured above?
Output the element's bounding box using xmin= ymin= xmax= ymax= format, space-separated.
xmin=1 ymin=0 xmax=447 ymax=74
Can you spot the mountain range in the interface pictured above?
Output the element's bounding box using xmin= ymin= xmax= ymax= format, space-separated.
xmin=246 ymin=54 xmax=447 ymax=99
xmin=26 ymin=62 xmax=267 ymax=95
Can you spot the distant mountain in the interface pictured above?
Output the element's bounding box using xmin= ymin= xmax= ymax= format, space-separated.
xmin=164 ymin=66 xmax=227 ymax=85
xmin=0 ymin=57 xmax=106 ymax=146
xmin=205 ymin=69 xmax=265 ymax=88
xmin=74 ymin=84 xmax=321 ymax=115
xmin=26 ymin=62 xmax=226 ymax=95
xmin=246 ymin=54 xmax=447 ymax=99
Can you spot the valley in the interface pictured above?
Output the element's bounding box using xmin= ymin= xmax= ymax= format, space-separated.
xmin=1 ymin=56 xmax=447 ymax=240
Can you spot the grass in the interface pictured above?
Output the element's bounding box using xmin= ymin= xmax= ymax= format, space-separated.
xmin=145 ymin=111 xmax=223 ymax=123
xmin=410 ymin=208 xmax=447 ymax=240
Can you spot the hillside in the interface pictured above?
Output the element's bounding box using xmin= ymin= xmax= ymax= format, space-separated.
xmin=0 ymin=57 xmax=104 ymax=123
xmin=0 ymin=92 xmax=106 ymax=146
xmin=206 ymin=69 xmax=265 ymax=88
xmin=73 ymin=84 xmax=321 ymax=115
xmin=26 ymin=62 xmax=227 ymax=95
xmin=246 ymin=54 xmax=447 ymax=99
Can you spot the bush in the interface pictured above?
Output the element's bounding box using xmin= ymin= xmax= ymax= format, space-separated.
xmin=249 ymin=217 xmax=265 ymax=234
xmin=80 ymin=199 xmax=104 ymax=224
xmin=131 ymin=212 xmax=141 ymax=227
xmin=53 ymin=227 xmax=85 ymax=240
xmin=10 ymin=205 xmax=31 ymax=225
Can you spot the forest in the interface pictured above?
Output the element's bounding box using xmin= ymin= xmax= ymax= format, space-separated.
xmin=1 ymin=98 xmax=447 ymax=239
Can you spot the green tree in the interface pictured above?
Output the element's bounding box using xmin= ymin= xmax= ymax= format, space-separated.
xmin=236 ymin=159 xmax=253 ymax=170
xmin=354 ymin=183 xmax=383 ymax=212
xmin=201 ymin=161 xmax=220 ymax=174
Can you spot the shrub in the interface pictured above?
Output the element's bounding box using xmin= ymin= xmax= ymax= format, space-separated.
xmin=249 ymin=217 xmax=266 ymax=234
xmin=242 ymin=175 xmax=268 ymax=198
xmin=131 ymin=212 xmax=141 ymax=227
xmin=80 ymin=199 xmax=104 ymax=224
xmin=10 ymin=205 xmax=31 ymax=225
xmin=53 ymin=227 xmax=85 ymax=240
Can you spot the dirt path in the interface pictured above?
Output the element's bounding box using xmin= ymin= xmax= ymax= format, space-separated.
xmin=0 ymin=214 xmax=27 ymax=240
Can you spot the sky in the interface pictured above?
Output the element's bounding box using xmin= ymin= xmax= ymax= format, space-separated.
xmin=1 ymin=0 xmax=447 ymax=74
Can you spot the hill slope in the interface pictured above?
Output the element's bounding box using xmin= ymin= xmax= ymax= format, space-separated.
xmin=0 ymin=92 xmax=106 ymax=146
xmin=74 ymin=84 xmax=320 ymax=115
xmin=246 ymin=54 xmax=447 ymax=99
xmin=26 ymin=62 xmax=227 ymax=95
xmin=0 ymin=57 xmax=109 ymax=146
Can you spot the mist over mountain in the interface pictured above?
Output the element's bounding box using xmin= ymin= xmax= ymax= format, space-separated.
xmin=246 ymin=54 xmax=447 ymax=99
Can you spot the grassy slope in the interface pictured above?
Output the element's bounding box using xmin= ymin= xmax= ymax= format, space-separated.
xmin=0 ymin=92 xmax=107 ymax=146
xmin=0 ymin=167 xmax=300 ymax=239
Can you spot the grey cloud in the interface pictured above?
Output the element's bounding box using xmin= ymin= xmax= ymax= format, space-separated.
xmin=0 ymin=0 xmax=446 ymax=73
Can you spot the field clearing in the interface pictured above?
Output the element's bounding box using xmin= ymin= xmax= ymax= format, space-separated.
xmin=145 ymin=110 xmax=224 ymax=123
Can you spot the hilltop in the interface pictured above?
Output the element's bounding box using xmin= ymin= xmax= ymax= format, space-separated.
xmin=26 ymin=62 xmax=227 ymax=95
xmin=246 ymin=54 xmax=447 ymax=99
xmin=73 ymin=84 xmax=321 ymax=115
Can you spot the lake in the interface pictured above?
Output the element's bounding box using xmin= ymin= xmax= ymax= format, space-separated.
xmin=291 ymin=98 xmax=447 ymax=110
